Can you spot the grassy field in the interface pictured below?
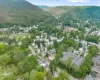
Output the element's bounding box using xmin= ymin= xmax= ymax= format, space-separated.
xmin=15 ymin=33 xmax=30 ymax=41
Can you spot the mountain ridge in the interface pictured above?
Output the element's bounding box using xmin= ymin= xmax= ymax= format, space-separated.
xmin=0 ymin=0 xmax=56 ymax=27
xmin=45 ymin=6 xmax=100 ymax=27
xmin=45 ymin=6 xmax=100 ymax=16
xmin=37 ymin=5 xmax=49 ymax=9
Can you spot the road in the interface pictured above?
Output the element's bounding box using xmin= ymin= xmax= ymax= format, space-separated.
xmin=29 ymin=46 xmax=36 ymax=56
xmin=0 ymin=69 xmax=11 ymax=77
xmin=28 ymin=46 xmax=44 ymax=61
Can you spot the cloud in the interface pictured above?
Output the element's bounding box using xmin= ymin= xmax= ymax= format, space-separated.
xmin=69 ymin=0 xmax=91 ymax=3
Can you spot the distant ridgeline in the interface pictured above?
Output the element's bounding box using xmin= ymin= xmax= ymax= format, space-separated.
xmin=37 ymin=5 xmax=49 ymax=9
xmin=0 ymin=0 xmax=56 ymax=28
xmin=45 ymin=6 xmax=100 ymax=28
xmin=0 ymin=0 xmax=100 ymax=28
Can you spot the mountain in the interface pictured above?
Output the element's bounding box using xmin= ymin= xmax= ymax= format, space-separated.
xmin=0 ymin=0 xmax=56 ymax=27
xmin=45 ymin=6 xmax=75 ymax=15
xmin=45 ymin=6 xmax=100 ymax=27
xmin=45 ymin=6 xmax=100 ymax=19
xmin=37 ymin=5 xmax=49 ymax=9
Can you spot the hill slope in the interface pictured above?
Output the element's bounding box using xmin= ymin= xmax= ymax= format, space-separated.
xmin=0 ymin=0 xmax=56 ymax=27
xmin=45 ymin=6 xmax=100 ymax=26
xmin=45 ymin=6 xmax=100 ymax=19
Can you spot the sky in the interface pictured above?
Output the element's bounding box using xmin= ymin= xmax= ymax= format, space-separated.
xmin=26 ymin=0 xmax=100 ymax=6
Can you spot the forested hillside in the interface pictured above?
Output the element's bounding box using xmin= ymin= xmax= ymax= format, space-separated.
xmin=45 ymin=6 xmax=100 ymax=19
xmin=45 ymin=6 xmax=100 ymax=27
xmin=0 ymin=0 xmax=56 ymax=27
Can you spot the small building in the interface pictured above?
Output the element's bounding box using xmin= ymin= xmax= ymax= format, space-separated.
xmin=18 ymin=41 xmax=22 ymax=46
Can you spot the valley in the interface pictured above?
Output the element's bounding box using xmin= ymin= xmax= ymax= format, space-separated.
xmin=0 ymin=0 xmax=100 ymax=80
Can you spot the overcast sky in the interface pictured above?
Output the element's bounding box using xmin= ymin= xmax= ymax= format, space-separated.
xmin=26 ymin=0 xmax=100 ymax=6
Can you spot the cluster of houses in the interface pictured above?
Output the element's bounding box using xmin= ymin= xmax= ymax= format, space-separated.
xmin=30 ymin=32 xmax=64 ymax=70
xmin=0 ymin=28 xmax=9 ymax=32
xmin=90 ymin=30 xmax=100 ymax=36
xmin=10 ymin=25 xmax=38 ymax=33
xmin=1 ymin=24 xmax=100 ymax=80
xmin=29 ymin=28 xmax=91 ymax=70
xmin=0 ymin=25 xmax=38 ymax=34
xmin=32 ymin=32 xmax=63 ymax=56
xmin=63 ymin=27 xmax=78 ymax=33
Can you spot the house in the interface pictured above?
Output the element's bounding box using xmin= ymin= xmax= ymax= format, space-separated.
xmin=50 ymin=36 xmax=57 ymax=41
xmin=48 ymin=54 xmax=55 ymax=61
xmin=9 ymin=35 xmax=14 ymax=39
xmin=31 ymin=42 xmax=35 ymax=47
xmin=18 ymin=41 xmax=22 ymax=46
xmin=39 ymin=60 xmax=47 ymax=68
xmin=63 ymin=27 xmax=78 ymax=33
xmin=40 ymin=62 xmax=46 ymax=67
xmin=53 ymin=71 xmax=59 ymax=78
xmin=36 ymin=36 xmax=40 ymax=39
xmin=48 ymin=49 xmax=56 ymax=54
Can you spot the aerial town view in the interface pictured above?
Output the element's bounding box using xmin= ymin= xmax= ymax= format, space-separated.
xmin=0 ymin=0 xmax=100 ymax=80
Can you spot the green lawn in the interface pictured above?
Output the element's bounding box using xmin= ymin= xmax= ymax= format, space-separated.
xmin=0 ymin=66 xmax=4 ymax=74
xmin=15 ymin=33 xmax=30 ymax=41
xmin=0 ymin=75 xmax=5 ymax=80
